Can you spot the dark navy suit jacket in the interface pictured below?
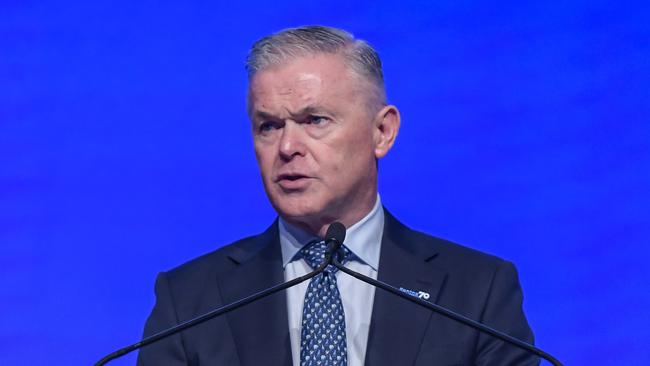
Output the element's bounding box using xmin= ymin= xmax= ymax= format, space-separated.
xmin=137 ymin=210 xmax=538 ymax=365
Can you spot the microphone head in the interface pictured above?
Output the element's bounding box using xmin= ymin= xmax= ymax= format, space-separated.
xmin=324 ymin=222 xmax=346 ymax=263
xmin=325 ymin=222 xmax=346 ymax=245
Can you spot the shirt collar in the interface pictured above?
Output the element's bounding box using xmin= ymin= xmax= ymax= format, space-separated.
xmin=279 ymin=195 xmax=384 ymax=271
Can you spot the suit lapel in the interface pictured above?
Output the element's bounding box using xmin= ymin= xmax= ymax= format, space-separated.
xmin=216 ymin=222 xmax=293 ymax=366
xmin=365 ymin=211 xmax=448 ymax=366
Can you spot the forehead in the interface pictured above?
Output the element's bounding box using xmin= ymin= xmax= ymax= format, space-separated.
xmin=248 ymin=54 xmax=364 ymax=115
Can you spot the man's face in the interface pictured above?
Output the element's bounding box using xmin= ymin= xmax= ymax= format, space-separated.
xmin=248 ymin=54 xmax=384 ymax=234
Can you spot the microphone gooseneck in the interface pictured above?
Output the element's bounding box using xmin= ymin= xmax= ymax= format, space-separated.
xmin=95 ymin=221 xmax=348 ymax=366
xmin=330 ymin=253 xmax=563 ymax=366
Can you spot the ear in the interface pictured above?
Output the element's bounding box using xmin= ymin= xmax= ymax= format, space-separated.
xmin=373 ymin=105 xmax=401 ymax=159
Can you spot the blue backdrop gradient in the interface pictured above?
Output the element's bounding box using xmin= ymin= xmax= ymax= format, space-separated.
xmin=2 ymin=1 xmax=649 ymax=365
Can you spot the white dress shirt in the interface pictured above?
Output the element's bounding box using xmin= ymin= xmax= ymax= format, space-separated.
xmin=279 ymin=196 xmax=384 ymax=366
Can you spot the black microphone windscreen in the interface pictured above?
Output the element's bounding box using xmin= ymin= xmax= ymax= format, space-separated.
xmin=325 ymin=222 xmax=346 ymax=244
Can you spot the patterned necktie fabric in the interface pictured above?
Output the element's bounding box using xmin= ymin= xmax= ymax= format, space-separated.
xmin=299 ymin=240 xmax=352 ymax=366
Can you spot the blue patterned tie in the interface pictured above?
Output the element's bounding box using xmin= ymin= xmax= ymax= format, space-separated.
xmin=299 ymin=240 xmax=352 ymax=366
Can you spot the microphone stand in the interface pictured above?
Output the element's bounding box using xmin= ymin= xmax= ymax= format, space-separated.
xmin=94 ymin=243 xmax=339 ymax=366
xmin=331 ymin=255 xmax=563 ymax=366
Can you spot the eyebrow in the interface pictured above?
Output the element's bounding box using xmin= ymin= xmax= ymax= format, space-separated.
xmin=253 ymin=106 xmax=333 ymax=121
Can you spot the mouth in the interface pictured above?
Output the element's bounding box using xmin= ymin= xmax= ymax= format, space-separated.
xmin=276 ymin=173 xmax=312 ymax=190
xmin=277 ymin=173 xmax=309 ymax=181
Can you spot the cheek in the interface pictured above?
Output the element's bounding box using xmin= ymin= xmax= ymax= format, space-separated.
xmin=322 ymin=135 xmax=374 ymax=181
xmin=341 ymin=130 xmax=376 ymax=162
xmin=254 ymin=145 xmax=274 ymax=177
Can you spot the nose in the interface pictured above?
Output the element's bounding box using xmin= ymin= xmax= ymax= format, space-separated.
xmin=278 ymin=121 xmax=306 ymax=161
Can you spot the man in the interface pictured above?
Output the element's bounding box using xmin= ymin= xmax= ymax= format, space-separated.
xmin=138 ymin=26 xmax=538 ymax=366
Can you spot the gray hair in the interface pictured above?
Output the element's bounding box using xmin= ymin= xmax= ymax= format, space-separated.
xmin=246 ymin=25 xmax=386 ymax=107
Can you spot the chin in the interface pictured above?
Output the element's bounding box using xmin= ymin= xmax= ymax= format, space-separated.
xmin=271 ymin=195 xmax=325 ymax=222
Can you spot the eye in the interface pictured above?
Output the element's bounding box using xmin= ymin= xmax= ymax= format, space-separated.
xmin=259 ymin=121 xmax=282 ymax=133
xmin=308 ymin=115 xmax=330 ymax=126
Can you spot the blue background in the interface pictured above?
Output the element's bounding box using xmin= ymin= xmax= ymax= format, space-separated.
xmin=2 ymin=1 xmax=649 ymax=365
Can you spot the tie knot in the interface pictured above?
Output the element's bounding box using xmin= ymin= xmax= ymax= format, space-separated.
xmin=300 ymin=240 xmax=352 ymax=273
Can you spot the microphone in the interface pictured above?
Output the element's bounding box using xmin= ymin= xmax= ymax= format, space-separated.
xmin=95 ymin=222 xmax=346 ymax=366
xmin=325 ymin=221 xmax=346 ymax=245
xmin=324 ymin=221 xmax=346 ymax=265
xmin=329 ymin=224 xmax=563 ymax=366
